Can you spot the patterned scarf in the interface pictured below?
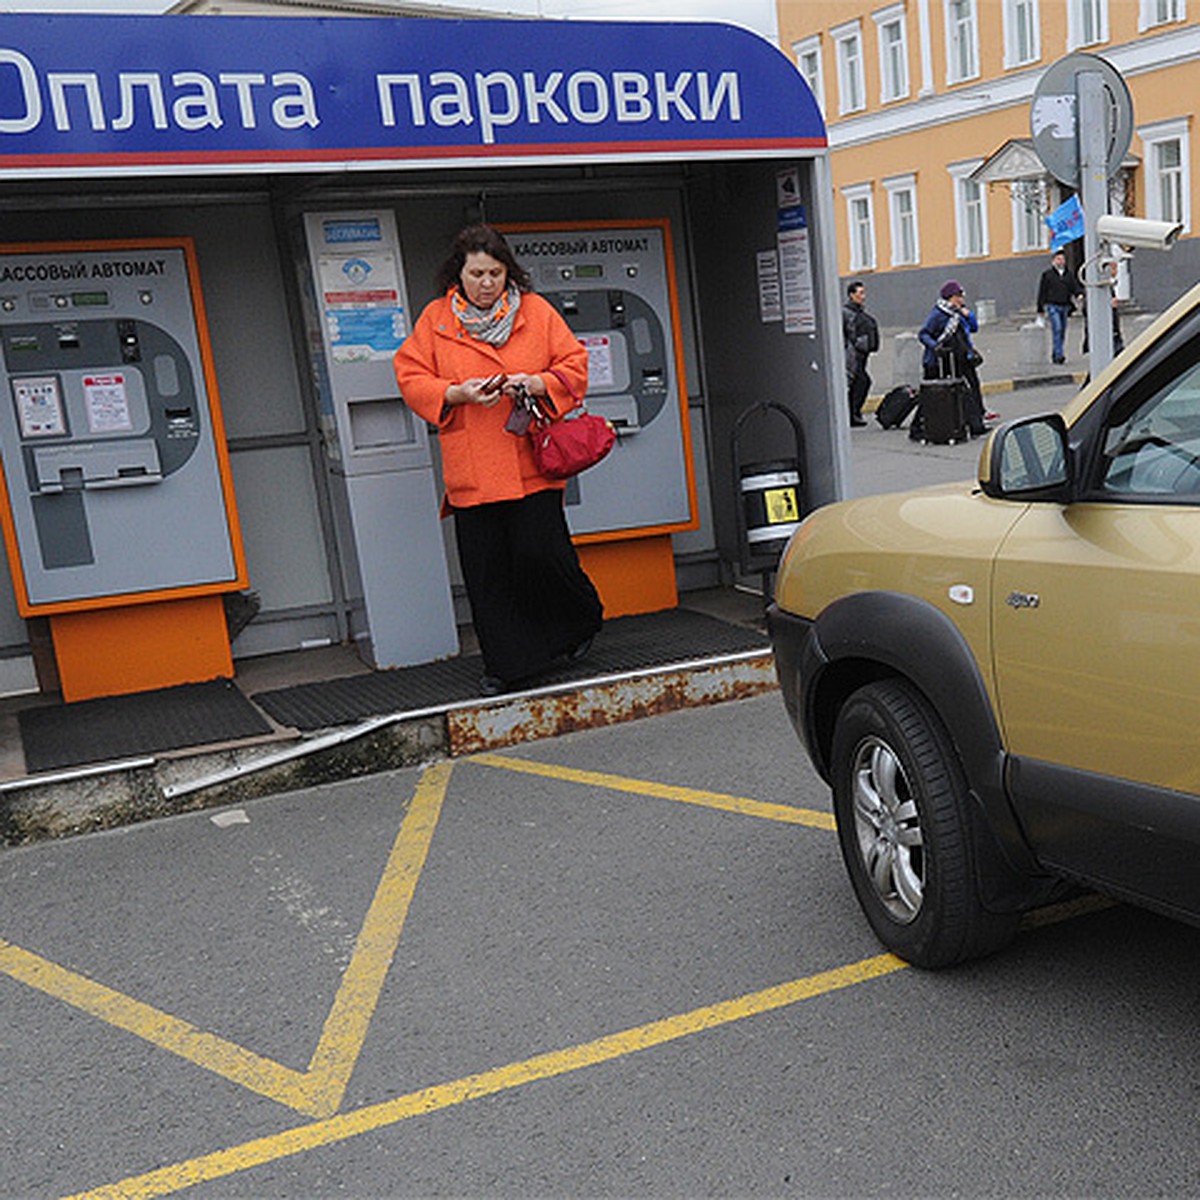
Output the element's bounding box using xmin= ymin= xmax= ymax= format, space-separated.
xmin=451 ymin=284 xmax=522 ymax=346
xmin=935 ymin=298 xmax=962 ymax=345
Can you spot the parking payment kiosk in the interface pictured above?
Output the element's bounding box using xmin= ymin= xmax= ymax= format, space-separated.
xmin=0 ymin=239 xmax=246 ymax=701
xmin=505 ymin=221 xmax=698 ymax=614
xmin=302 ymin=211 xmax=457 ymax=668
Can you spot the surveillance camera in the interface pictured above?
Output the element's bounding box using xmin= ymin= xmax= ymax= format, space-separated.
xmin=1095 ymin=214 xmax=1183 ymax=250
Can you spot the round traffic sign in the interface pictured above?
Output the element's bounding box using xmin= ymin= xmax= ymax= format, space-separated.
xmin=1030 ymin=52 xmax=1134 ymax=186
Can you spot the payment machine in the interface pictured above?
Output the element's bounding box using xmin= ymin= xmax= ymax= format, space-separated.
xmin=505 ymin=220 xmax=697 ymax=613
xmin=0 ymin=239 xmax=246 ymax=700
xmin=302 ymin=211 xmax=457 ymax=668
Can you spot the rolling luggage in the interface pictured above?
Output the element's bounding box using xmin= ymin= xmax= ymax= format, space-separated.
xmin=911 ymin=353 xmax=968 ymax=444
xmin=875 ymin=385 xmax=919 ymax=429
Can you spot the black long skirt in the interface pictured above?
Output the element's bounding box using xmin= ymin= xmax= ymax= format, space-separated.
xmin=453 ymin=489 xmax=603 ymax=684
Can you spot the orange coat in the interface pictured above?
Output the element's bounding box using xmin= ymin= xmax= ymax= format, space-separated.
xmin=393 ymin=290 xmax=588 ymax=510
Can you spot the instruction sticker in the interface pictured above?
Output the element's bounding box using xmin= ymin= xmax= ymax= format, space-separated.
xmin=764 ymin=486 xmax=799 ymax=524
xmin=84 ymin=373 xmax=134 ymax=433
xmin=582 ymin=335 xmax=615 ymax=389
xmin=14 ymin=375 xmax=67 ymax=438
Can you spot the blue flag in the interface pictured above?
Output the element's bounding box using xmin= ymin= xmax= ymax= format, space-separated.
xmin=1045 ymin=195 xmax=1085 ymax=251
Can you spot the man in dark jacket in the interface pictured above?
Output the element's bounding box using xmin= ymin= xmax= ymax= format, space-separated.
xmin=1036 ymin=249 xmax=1082 ymax=365
xmin=843 ymin=280 xmax=879 ymax=427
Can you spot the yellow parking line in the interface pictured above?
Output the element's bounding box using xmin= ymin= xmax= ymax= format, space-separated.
xmin=0 ymin=938 xmax=314 ymax=1113
xmin=65 ymin=953 xmax=906 ymax=1200
xmin=470 ymin=751 xmax=837 ymax=830
xmin=302 ymin=758 xmax=452 ymax=1115
xmin=0 ymin=760 xmax=455 ymax=1120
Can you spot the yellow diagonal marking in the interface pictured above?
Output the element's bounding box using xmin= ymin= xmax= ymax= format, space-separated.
xmin=301 ymin=758 xmax=452 ymax=1115
xmin=65 ymin=953 xmax=906 ymax=1200
xmin=0 ymin=938 xmax=315 ymax=1113
xmin=471 ymin=751 xmax=837 ymax=830
xmin=0 ymin=760 xmax=454 ymax=1119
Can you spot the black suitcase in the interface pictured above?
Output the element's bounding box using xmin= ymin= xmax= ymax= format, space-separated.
xmin=876 ymin=385 xmax=919 ymax=429
xmin=913 ymin=378 xmax=967 ymax=443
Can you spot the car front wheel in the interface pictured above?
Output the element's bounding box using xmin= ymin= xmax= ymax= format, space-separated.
xmin=830 ymin=678 xmax=1018 ymax=968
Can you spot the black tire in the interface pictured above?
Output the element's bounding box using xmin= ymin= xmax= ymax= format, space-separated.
xmin=830 ymin=679 xmax=1019 ymax=968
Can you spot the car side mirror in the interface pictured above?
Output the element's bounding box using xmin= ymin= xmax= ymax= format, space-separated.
xmin=978 ymin=413 xmax=1072 ymax=501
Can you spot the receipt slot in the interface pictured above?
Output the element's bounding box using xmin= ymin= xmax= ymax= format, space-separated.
xmin=505 ymin=221 xmax=698 ymax=615
xmin=302 ymin=211 xmax=457 ymax=668
xmin=0 ymin=239 xmax=246 ymax=701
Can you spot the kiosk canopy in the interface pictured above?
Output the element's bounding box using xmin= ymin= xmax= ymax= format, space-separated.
xmin=0 ymin=15 xmax=826 ymax=178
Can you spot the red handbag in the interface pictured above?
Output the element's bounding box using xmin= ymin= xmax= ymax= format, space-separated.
xmin=525 ymin=368 xmax=616 ymax=480
xmin=530 ymin=408 xmax=616 ymax=479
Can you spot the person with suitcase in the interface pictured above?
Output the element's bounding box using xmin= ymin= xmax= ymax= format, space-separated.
xmin=914 ymin=280 xmax=990 ymax=440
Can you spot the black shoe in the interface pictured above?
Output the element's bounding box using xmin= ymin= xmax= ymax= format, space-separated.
xmin=479 ymin=674 xmax=507 ymax=697
xmin=566 ymin=635 xmax=594 ymax=664
xmin=850 ymin=416 xmax=867 ymax=427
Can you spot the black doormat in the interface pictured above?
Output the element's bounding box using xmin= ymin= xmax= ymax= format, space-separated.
xmin=19 ymin=679 xmax=274 ymax=774
xmin=253 ymin=608 xmax=769 ymax=733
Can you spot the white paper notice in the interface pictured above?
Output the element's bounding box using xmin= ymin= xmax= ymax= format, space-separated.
xmin=757 ymin=250 xmax=782 ymax=323
xmin=84 ymin=374 xmax=134 ymax=433
xmin=777 ymin=227 xmax=816 ymax=334
xmin=582 ymin=335 xmax=615 ymax=388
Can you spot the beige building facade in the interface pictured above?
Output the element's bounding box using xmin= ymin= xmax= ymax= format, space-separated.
xmin=778 ymin=0 xmax=1200 ymax=325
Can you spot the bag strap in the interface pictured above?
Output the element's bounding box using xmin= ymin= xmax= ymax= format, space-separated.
xmin=546 ymin=366 xmax=585 ymax=415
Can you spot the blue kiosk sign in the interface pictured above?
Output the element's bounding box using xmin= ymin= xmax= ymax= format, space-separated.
xmin=0 ymin=15 xmax=826 ymax=176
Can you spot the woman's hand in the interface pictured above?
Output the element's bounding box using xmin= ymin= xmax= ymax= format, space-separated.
xmin=502 ymin=372 xmax=546 ymax=399
xmin=445 ymin=376 xmax=506 ymax=408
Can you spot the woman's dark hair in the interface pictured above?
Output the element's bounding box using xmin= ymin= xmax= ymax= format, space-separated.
xmin=435 ymin=224 xmax=533 ymax=294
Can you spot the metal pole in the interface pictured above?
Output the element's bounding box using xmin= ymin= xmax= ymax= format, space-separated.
xmin=1078 ymin=70 xmax=1114 ymax=376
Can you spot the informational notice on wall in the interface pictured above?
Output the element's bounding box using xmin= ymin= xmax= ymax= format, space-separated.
xmin=775 ymin=167 xmax=816 ymax=335
xmin=756 ymin=250 xmax=783 ymax=323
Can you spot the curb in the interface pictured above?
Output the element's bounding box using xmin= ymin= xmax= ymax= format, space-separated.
xmin=0 ymin=651 xmax=779 ymax=848
xmin=867 ymin=371 xmax=1084 ymax=408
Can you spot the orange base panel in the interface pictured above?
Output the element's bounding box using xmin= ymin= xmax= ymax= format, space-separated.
xmin=50 ymin=594 xmax=234 ymax=703
xmin=577 ymin=534 xmax=678 ymax=618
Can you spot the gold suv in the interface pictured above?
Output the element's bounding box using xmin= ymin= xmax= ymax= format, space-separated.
xmin=768 ymin=282 xmax=1200 ymax=968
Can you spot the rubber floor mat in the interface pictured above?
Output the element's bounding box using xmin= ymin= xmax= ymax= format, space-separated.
xmin=19 ymin=679 xmax=273 ymax=773
xmin=253 ymin=608 xmax=769 ymax=732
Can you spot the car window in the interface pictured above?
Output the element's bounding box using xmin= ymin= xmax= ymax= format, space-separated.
xmin=1100 ymin=353 xmax=1200 ymax=497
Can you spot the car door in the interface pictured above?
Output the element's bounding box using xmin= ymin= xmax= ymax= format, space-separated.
xmin=991 ymin=321 xmax=1200 ymax=909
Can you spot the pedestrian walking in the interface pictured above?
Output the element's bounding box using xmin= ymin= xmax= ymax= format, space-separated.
xmin=393 ymin=223 xmax=603 ymax=697
xmin=1036 ymin=249 xmax=1083 ymax=365
xmin=842 ymin=280 xmax=879 ymax=427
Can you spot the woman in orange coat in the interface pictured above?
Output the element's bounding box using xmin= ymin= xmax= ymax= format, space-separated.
xmin=394 ymin=223 xmax=603 ymax=696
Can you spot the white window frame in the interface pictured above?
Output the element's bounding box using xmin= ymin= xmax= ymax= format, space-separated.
xmin=1067 ymin=0 xmax=1109 ymax=48
xmin=1139 ymin=118 xmax=1191 ymax=233
xmin=831 ymin=20 xmax=866 ymax=116
xmin=873 ymin=5 xmax=910 ymax=104
xmin=949 ymin=160 xmax=989 ymax=258
xmin=1010 ymin=179 xmax=1049 ymax=253
xmin=883 ymin=173 xmax=920 ymax=265
xmin=944 ymin=0 xmax=980 ymax=85
xmin=842 ymin=182 xmax=877 ymax=272
xmin=1139 ymin=0 xmax=1185 ymax=30
xmin=1002 ymin=0 xmax=1041 ymax=68
xmin=792 ymin=35 xmax=826 ymax=116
